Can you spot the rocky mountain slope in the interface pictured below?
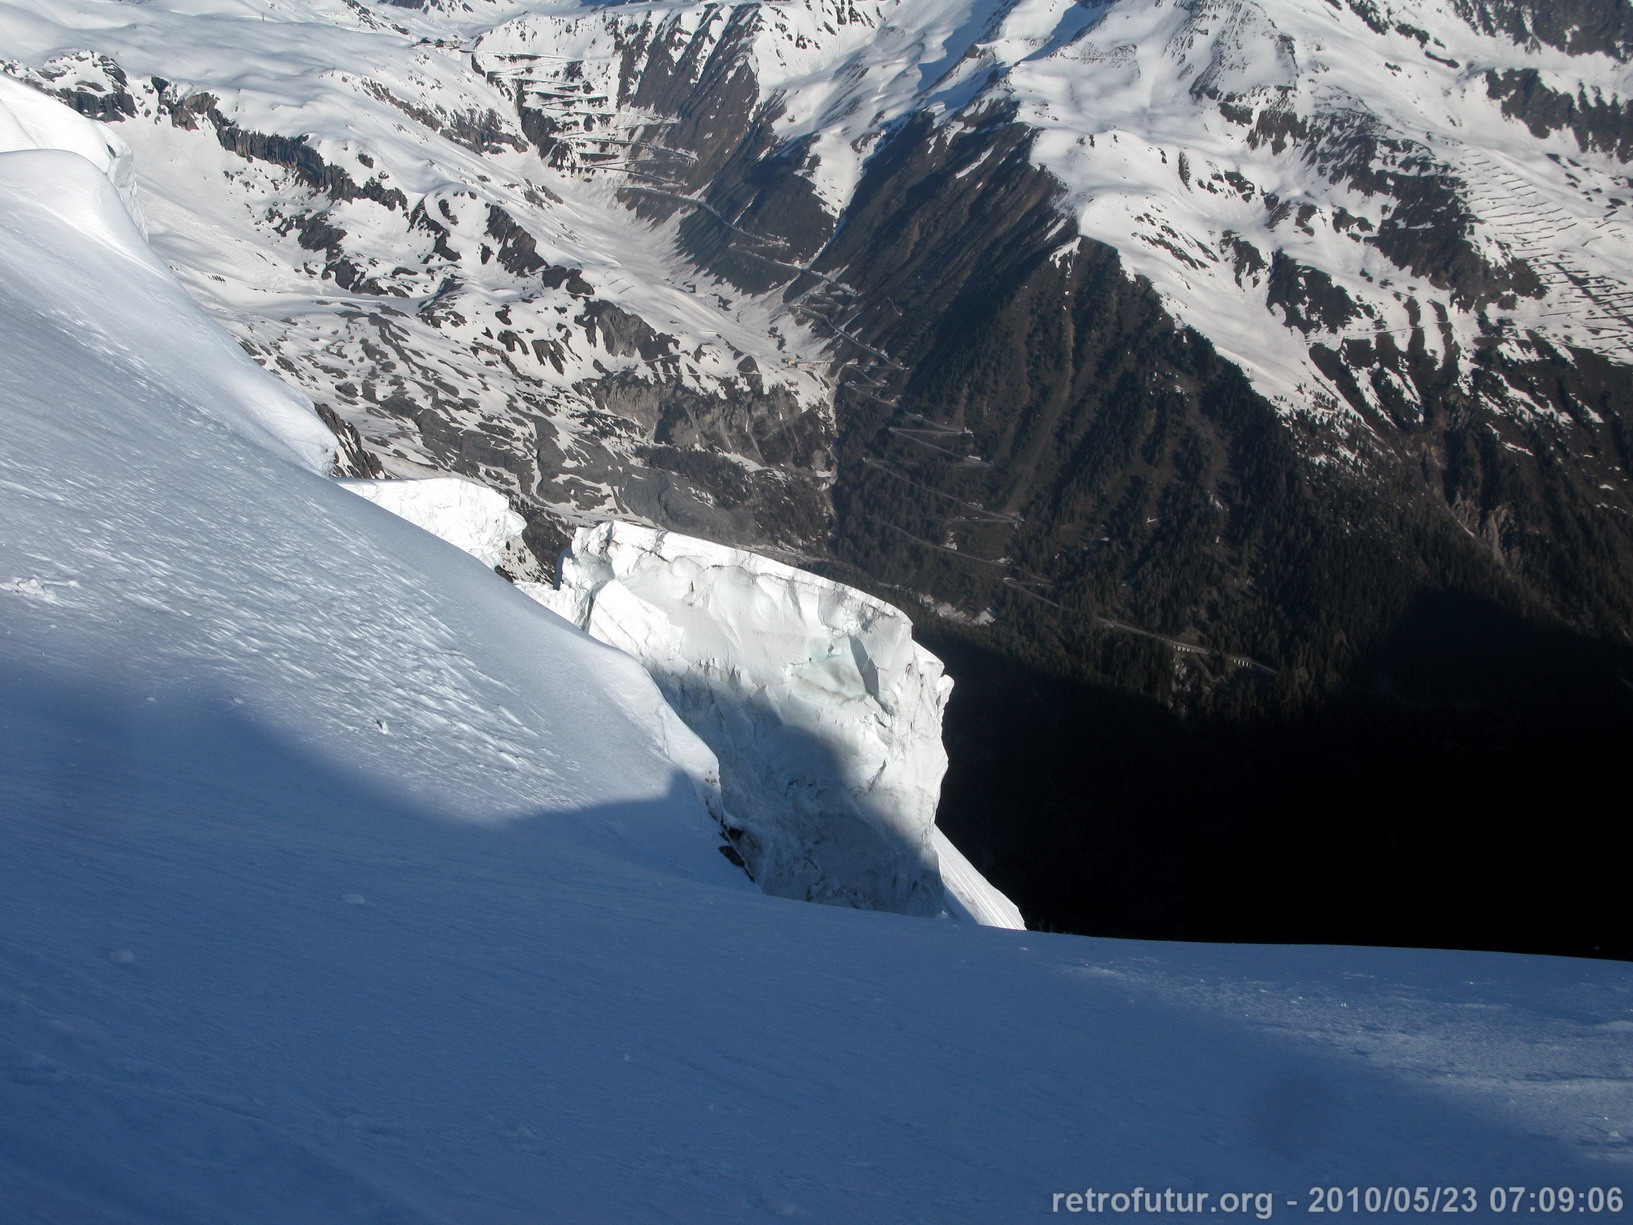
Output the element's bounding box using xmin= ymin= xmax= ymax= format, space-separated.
xmin=5 ymin=0 xmax=1632 ymax=953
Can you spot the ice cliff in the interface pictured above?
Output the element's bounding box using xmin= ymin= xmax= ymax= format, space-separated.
xmin=530 ymin=522 xmax=1024 ymax=929
xmin=332 ymin=454 xmax=1017 ymax=929
xmin=338 ymin=477 xmax=526 ymax=570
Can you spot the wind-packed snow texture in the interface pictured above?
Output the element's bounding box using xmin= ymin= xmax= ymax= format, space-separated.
xmin=533 ymin=521 xmax=1026 ymax=927
xmin=2 ymin=89 xmax=1632 ymax=1225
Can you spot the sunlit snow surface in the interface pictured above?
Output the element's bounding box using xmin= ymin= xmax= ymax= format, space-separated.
xmin=0 ymin=72 xmax=140 ymax=215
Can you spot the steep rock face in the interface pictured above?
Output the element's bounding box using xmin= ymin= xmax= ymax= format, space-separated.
xmin=801 ymin=99 xmax=1633 ymax=698
xmin=531 ymin=521 xmax=1024 ymax=928
xmin=444 ymin=0 xmax=1633 ymax=670
xmin=466 ymin=0 xmax=1633 ymax=955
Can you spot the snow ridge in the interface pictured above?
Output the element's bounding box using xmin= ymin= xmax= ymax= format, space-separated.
xmin=0 ymin=72 xmax=142 ymax=221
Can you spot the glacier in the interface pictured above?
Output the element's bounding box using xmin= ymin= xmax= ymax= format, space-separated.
xmin=1 ymin=37 xmax=1631 ymax=1225
xmin=530 ymin=521 xmax=1025 ymax=928
xmin=337 ymin=475 xmax=527 ymax=570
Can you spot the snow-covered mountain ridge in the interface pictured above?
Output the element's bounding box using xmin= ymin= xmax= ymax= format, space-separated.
xmin=2 ymin=98 xmax=1631 ymax=1223
xmin=459 ymin=0 xmax=1633 ymax=440
xmin=0 ymin=127 xmax=725 ymax=837
xmin=7 ymin=0 xmax=1632 ymax=623
xmin=10 ymin=0 xmax=1633 ymax=544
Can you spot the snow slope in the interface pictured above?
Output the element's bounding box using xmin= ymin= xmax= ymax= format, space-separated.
xmin=2 ymin=31 xmax=1632 ymax=1225
xmin=0 ymin=71 xmax=138 ymax=214
xmin=533 ymin=521 xmax=1026 ymax=928
xmin=0 ymin=139 xmax=723 ymax=843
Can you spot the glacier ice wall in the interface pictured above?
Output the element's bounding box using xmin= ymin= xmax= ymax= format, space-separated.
xmin=529 ymin=521 xmax=1024 ymax=928
xmin=338 ymin=477 xmax=526 ymax=569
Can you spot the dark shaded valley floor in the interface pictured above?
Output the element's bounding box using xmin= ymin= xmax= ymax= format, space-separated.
xmin=925 ymin=595 xmax=1633 ymax=961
